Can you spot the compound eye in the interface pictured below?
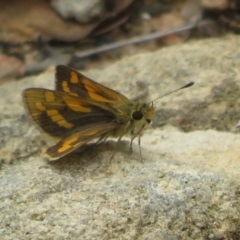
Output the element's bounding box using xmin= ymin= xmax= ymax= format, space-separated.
xmin=132 ymin=110 xmax=143 ymax=120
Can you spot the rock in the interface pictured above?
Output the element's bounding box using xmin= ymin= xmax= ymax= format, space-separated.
xmin=51 ymin=0 xmax=104 ymax=23
xmin=0 ymin=34 xmax=240 ymax=239
xmin=0 ymin=54 xmax=24 ymax=84
xmin=201 ymin=0 xmax=229 ymax=10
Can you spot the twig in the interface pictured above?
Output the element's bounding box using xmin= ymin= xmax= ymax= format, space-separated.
xmin=74 ymin=20 xmax=210 ymax=59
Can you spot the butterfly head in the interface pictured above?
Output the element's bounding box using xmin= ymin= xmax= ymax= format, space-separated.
xmin=131 ymin=102 xmax=155 ymax=125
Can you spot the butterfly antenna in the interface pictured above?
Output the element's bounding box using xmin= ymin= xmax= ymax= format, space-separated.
xmin=149 ymin=82 xmax=194 ymax=103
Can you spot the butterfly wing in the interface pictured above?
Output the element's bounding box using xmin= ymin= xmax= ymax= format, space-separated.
xmin=22 ymin=88 xmax=119 ymax=139
xmin=46 ymin=123 xmax=115 ymax=159
xmin=23 ymin=66 xmax=132 ymax=159
xmin=55 ymin=65 xmax=129 ymax=103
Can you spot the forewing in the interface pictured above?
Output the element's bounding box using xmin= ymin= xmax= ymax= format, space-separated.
xmin=55 ymin=65 xmax=129 ymax=103
xmin=46 ymin=123 xmax=115 ymax=159
xmin=22 ymin=88 xmax=117 ymax=138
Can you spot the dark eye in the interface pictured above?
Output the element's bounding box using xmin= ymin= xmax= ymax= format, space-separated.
xmin=146 ymin=119 xmax=151 ymax=124
xmin=132 ymin=110 xmax=143 ymax=120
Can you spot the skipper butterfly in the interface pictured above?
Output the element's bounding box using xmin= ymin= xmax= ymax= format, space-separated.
xmin=23 ymin=65 xmax=193 ymax=160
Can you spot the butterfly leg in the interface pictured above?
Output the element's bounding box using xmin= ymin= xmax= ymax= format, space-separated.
xmin=130 ymin=123 xmax=145 ymax=162
xmin=138 ymin=135 xmax=143 ymax=163
xmin=130 ymin=135 xmax=136 ymax=153
xmin=91 ymin=135 xmax=109 ymax=161
xmin=129 ymin=134 xmax=142 ymax=162
xmin=109 ymin=135 xmax=123 ymax=162
xmin=74 ymin=134 xmax=108 ymax=157
xmin=109 ymin=121 xmax=132 ymax=163
xmin=96 ymin=134 xmax=109 ymax=146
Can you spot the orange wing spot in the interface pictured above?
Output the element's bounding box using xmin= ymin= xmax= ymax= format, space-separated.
xmin=47 ymin=110 xmax=73 ymax=128
xmin=36 ymin=102 xmax=46 ymax=111
xmin=46 ymin=109 xmax=59 ymax=116
xmin=58 ymin=135 xmax=80 ymax=153
xmin=89 ymin=91 xmax=113 ymax=103
xmin=82 ymin=79 xmax=95 ymax=92
xmin=62 ymin=81 xmax=78 ymax=96
xmin=63 ymin=95 xmax=91 ymax=112
xmin=62 ymin=81 xmax=70 ymax=93
xmin=70 ymin=72 xmax=79 ymax=83
xmin=82 ymin=79 xmax=113 ymax=103
xmin=45 ymin=92 xmax=55 ymax=102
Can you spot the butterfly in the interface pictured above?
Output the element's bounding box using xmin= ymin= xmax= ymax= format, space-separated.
xmin=22 ymin=65 xmax=193 ymax=160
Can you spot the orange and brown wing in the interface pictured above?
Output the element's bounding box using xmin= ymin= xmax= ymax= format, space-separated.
xmin=46 ymin=123 xmax=115 ymax=159
xmin=22 ymin=88 xmax=118 ymax=139
xmin=55 ymin=65 xmax=129 ymax=103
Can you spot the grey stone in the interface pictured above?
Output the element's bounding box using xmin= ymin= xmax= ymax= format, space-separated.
xmin=51 ymin=0 xmax=104 ymax=23
xmin=0 ymin=35 xmax=240 ymax=239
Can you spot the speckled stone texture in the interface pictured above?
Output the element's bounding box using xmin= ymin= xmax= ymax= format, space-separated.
xmin=0 ymin=34 xmax=240 ymax=239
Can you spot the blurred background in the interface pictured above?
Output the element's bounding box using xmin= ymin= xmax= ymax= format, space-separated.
xmin=0 ymin=0 xmax=239 ymax=84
